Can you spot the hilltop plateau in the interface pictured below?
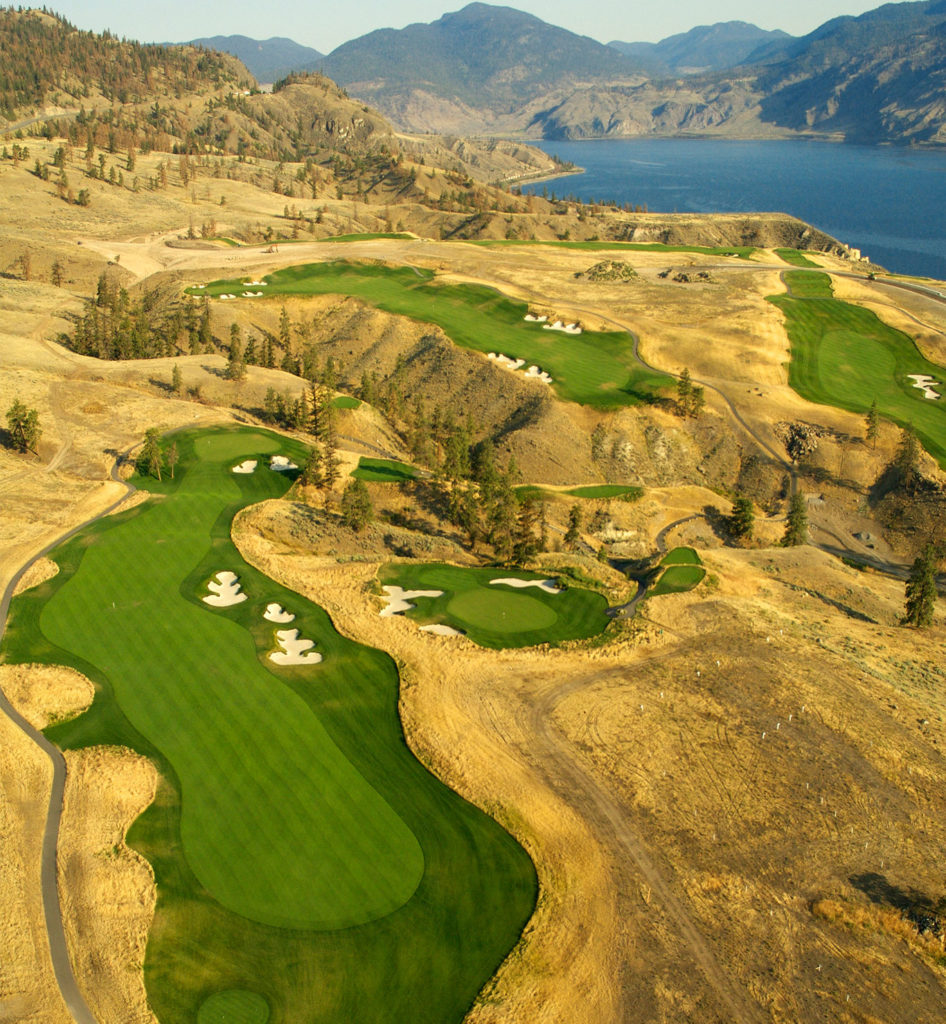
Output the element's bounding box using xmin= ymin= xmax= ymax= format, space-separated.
xmin=0 ymin=10 xmax=945 ymax=1024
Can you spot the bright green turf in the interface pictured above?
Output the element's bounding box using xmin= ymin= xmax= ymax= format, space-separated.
xmin=351 ymin=456 xmax=418 ymax=482
xmin=769 ymin=272 xmax=946 ymax=467
xmin=323 ymin=232 xmax=416 ymax=243
xmin=2 ymin=426 xmax=536 ymax=1024
xmin=198 ymin=990 xmax=270 ymax=1024
xmin=775 ymin=248 xmax=821 ymax=268
xmin=648 ymin=565 xmax=706 ymax=597
xmin=467 ymin=239 xmax=756 ymax=259
xmin=187 ymin=262 xmax=671 ymax=410
xmin=332 ymin=395 xmax=362 ymax=410
xmin=380 ymin=563 xmax=610 ymax=649
xmin=660 ymin=546 xmax=702 ymax=566
xmin=514 ymin=484 xmax=643 ymax=502
xmin=566 ymin=484 xmax=643 ymax=500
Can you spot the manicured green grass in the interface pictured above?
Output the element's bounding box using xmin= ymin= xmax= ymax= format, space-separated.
xmin=468 ymin=239 xmax=756 ymax=259
xmin=775 ymin=248 xmax=821 ymax=269
xmin=648 ymin=565 xmax=706 ymax=597
xmin=351 ymin=457 xmax=418 ymax=483
xmin=660 ymin=546 xmax=702 ymax=566
xmin=567 ymin=484 xmax=643 ymax=501
xmin=769 ymin=272 xmax=946 ymax=467
xmin=188 ymin=262 xmax=671 ymax=410
xmin=2 ymin=427 xmax=536 ymax=1024
xmin=782 ymin=270 xmax=835 ymax=298
xmin=514 ymin=483 xmax=643 ymax=503
xmin=332 ymin=394 xmax=362 ymax=410
xmin=380 ymin=563 xmax=611 ymax=649
xmin=323 ymin=232 xmax=416 ymax=243
xmin=198 ymin=990 xmax=270 ymax=1024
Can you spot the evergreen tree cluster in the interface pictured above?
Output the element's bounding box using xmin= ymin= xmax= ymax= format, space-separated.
xmin=0 ymin=9 xmax=248 ymax=119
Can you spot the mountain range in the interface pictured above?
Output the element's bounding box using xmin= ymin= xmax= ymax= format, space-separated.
xmin=178 ymin=1 xmax=946 ymax=145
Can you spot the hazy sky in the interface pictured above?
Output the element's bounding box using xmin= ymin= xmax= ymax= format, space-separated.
xmin=52 ymin=0 xmax=884 ymax=51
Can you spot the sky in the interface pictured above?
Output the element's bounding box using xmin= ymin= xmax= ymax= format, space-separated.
xmin=50 ymin=0 xmax=885 ymax=51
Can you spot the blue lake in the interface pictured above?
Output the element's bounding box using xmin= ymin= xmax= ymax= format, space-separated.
xmin=522 ymin=139 xmax=946 ymax=281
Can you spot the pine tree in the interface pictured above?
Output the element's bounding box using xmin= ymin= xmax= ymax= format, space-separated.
xmin=865 ymin=399 xmax=879 ymax=448
xmin=140 ymin=427 xmax=163 ymax=481
xmin=676 ymin=368 xmax=692 ymax=413
xmin=894 ymin=425 xmax=921 ymax=492
xmin=341 ymin=478 xmax=373 ymax=531
xmin=781 ymin=492 xmax=808 ymax=547
xmin=564 ymin=505 xmax=582 ymax=550
xmin=903 ymin=542 xmax=939 ymax=628
xmin=728 ymin=495 xmax=754 ymax=540
xmin=226 ymin=325 xmax=245 ymax=381
xmin=5 ymin=399 xmax=41 ymax=453
xmin=300 ymin=446 xmax=323 ymax=489
xmin=171 ymin=363 xmax=183 ymax=395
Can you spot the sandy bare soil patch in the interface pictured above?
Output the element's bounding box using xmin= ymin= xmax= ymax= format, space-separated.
xmin=0 ymin=714 xmax=71 ymax=1024
xmin=12 ymin=557 xmax=59 ymax=596
xmin=59 ymin=747 xmax=158 ymax=1024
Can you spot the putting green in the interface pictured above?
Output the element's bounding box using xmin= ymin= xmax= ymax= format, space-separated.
xmin=649 ymin=565 xmax=706 ymax=597
xmin=198 ymin=990 xmax=270 ymax=1024
xmin=769 ymin=272 xmax=946 ymax=467
xmin=2 ymin=426 xmax=536 ymax=1024
xmin=380 ymin=562 xmax=610 ymax=649
xmin=660 ymin=546 xmax=702 ymax=566
xmin=448 ymin=588 xmax=558 ymax=633
xmin=188 ymin=262 xmax=670 ymax=410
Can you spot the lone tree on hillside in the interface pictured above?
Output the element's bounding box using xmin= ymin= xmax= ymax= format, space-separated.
xmin=140 ymin=428 xmax=164 ymax=481
xmin=865 ymin=399 xmax=879 ymax=448
xmin=226 ymin=325 xmax=246 ymax=381
xmin=675 ymin=367 xmax=705 ymax=418
xmin=5 ymin=399 xmax=41 ymax=453
xmin=564 ymin=504 xmax=583 ymax=551
xmin=894 ymin=425 xmax=922 ymax=492
xmin=728 ymin=494 xmax=755 ymax=541
xmin=781 ymin=492 xmax=808 ymax=547
xmin=171 ymin=363 xmax=183 ymax=395
xmin=341 ymin=478 xmax=373 ymax=531
xmin=903 ymin=542 xmax=940 ymax=628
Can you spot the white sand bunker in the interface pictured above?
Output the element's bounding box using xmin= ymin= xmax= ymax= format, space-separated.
xmin=270 ymin=628 xmax=323 ymax=666
xmin=246 ymin=280 xmax=267 ymax=286
xmin=218 ymin=293 xmax=239 ymax=301
xmin=490 ymin=577 xmax=562 ymax=594
xmin=420 ymin=624 xmax=464 ymax=637
xmin=379 ymin=585 xmax=444 ymax=617
xmin=524 ymin=365 xmax=553 ymax=384
xmin=270 ymin=456 xmax=299 ymax=472
xmin=908 ymin=374 xmax=941 ymax=400
xmin=543 ymin=320 xmax=582 ymax=335
xmin=203 ymin=571 xmax=247 ymax=607
xmin=524 ymin=313 xmax=548 ymax=323
xmin=263 ymin=603 xmax=295 ymax=624
xmin=488 ymin=352 xmax=526 ymax=370
xmin=241 ymin=290 xmax=264 ymax=297
xmin=232 ymin=460 xmax=258 ymax=474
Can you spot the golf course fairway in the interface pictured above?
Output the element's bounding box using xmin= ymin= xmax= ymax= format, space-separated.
xmin=188 ymin=262 xmax=670 ymax=410
xmin=1 ymin=427 xmax=537 ymax=1024
xmin=769 ymin=271 xmax=946 ymax=467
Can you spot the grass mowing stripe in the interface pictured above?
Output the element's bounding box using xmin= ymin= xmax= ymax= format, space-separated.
xmin=2 ymin=426 xmax=536 ymax=1024
xmin=769 ymin=272 xmax=946 ymax=467
xmin=190 ymin=262 xmax=671 ymax=410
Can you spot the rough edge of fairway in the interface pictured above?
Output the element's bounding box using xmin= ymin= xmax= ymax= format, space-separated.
xmin=2 ymin=426 xmax=538 ymax=1024
xmin=379 ymin=562 xmax=611 ymax=650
